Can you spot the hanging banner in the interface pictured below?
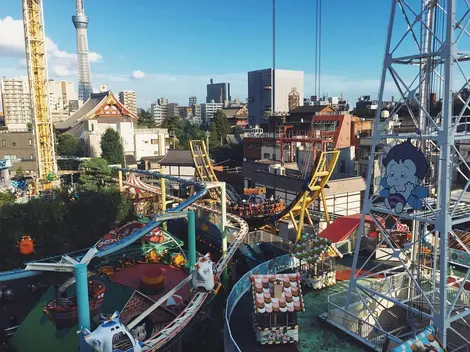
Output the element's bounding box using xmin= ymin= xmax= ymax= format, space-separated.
xmin=243 ymin=187 xmax=266 ymax=195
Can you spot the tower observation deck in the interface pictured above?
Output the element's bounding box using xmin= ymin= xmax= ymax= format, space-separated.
xmin=72 ymin=0 xmax=93 ymax=102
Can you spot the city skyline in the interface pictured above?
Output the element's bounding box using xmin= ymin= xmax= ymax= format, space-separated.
xmin=0 ymin=0 xmax=395 ymax=108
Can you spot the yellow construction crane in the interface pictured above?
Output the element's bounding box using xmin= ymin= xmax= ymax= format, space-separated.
xmin=22 ymin=0 xmax=58 ymax=189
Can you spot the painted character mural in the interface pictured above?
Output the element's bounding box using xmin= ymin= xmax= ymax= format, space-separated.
xmin=380 ymin=139 xmax=429 ymax=214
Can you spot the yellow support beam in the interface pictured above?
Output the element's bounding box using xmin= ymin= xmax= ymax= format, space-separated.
xmin=22 ymin=0 xmax=57 ymax=187
xmin=189 ymin=140 xmax=220 ymax=200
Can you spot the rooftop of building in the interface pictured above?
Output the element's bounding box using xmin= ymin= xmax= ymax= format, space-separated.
xmin=159 ymin=149 xmax=194 ymax=166
xmin=55 ymin=90 xmax=137 ymax=132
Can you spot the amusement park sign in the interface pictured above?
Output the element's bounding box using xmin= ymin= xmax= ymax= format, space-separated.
xmin=243 ymin=187 xmax=266 ymax=195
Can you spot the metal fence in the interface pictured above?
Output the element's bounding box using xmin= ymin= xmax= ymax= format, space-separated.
xmin=223 ymin=253 xmax=299 ymax=351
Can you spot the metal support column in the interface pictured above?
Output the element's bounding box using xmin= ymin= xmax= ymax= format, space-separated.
xmin=74 ymin=263 xmax=90 ymax=330
xmin=220 ymin=182 xmax=227 ymax=256
xmin=160 ymin=167 xmax=167 ymax=230
xmin=118 ymin=170 xmax=123 ymax=192
xmin=188 ymin=211 xmax=196 ymax=271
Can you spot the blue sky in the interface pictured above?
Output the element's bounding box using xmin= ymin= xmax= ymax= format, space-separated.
xmin=0 ymin=0 xmax=392 ymax=107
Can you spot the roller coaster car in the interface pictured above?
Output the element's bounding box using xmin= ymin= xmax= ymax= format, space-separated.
xmin=81 ymin=312 xmax=143 ymax=352
xmin=43 ymin=280 xmax=106 ymax=329
xmin=192 ymin=253 xmax=217 ymax=292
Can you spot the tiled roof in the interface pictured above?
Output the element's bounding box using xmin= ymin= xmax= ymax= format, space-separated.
xmin=54 ymin=91 xmax=137 ymax=131
xmin=159 ymin=149 xmax=194 ymax=166
xmin=251 ymin=273 xmax=305 ymax=314
xmin=55 ymin=92 xmax=109 ymax=130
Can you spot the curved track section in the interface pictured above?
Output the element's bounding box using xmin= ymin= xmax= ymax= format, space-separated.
xmin=189 ymin=140 xmax=241 ymax=203
xmin=120 ymin=172 xmax=249 ymax=350
xmin=265 ymin=150 xmax=340 ymax=236
xmin=189 ymin=140 xmax=220 ymax=200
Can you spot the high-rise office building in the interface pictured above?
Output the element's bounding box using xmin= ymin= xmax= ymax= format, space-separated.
xmin=1 ymin=77 xmax=32 ymax=129
xmin=189 ymin=96 xmax=197 ymax=106
xmin=247 ymin=69 xmax=304 ymax=126
xmin=206 ymin=79 xmax=231 ymax=106
xmin=118 ymin=90 xmax=137 ymax=116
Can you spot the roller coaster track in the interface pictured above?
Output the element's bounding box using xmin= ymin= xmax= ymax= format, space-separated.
xmin=120 ymin=171 xmax=249 ymax=350
xmin=189 ymin=140 xmax=241 ymax=203
xmin=264 ymin=150 xmax=340 ymax=241
xmin=0 ymin=169 xmax=249 ymax=352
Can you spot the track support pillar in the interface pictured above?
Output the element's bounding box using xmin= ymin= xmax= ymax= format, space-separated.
xmin=74 ymin=263 xmax=90 ymax=331
xmin=188 ymin=211 xmax=196 ymax=271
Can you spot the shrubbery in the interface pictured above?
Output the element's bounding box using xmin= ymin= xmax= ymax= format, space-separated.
xmin=0 ymin=189 xmax=135 ymax=270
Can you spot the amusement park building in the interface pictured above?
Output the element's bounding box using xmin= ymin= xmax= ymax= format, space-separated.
xmin=55 ymin=90 xmax=169 ymax=161
xmin=0 ymin=130 xmax=37 ymax=175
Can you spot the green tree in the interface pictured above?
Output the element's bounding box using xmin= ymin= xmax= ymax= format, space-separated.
xmin=57 ymin=133 xmax=81 ymax=156
xmin=163 ymin=117 xmax=205 ymax=149
xmin=0 ymin=188 xmax=135 ymax=270
xmin=15 ymin=166 xmax=24 ymax=176
xmin=79 ymin=158 xmax=114 ymax=191
xmin=232 ymin=125 xmax=244 ymax=136
xmin=0 ymin=191 xmax=15 ymax=207
xmin=100 ymin=128 xmax=124 ymax=165
xmin=137 ymin=110 xmax=156 ymax=128
xmin=209 ymin=110 xmax=231 ymax=147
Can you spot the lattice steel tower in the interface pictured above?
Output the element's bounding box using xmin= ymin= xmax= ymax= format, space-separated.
xmin=334 ymin=0 xmax=470 ymax=350
xmin=72 ymin=0 xmax=93 ymax=102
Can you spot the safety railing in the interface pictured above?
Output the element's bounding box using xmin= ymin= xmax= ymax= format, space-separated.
xmin=326 ymin=297 xmax=402 ymax=351
xmin=224 ymin=253 xmax=299 ymax=351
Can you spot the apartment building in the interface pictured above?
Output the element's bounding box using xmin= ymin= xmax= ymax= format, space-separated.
xmin=118 ymin=90 xmax=138 ymax=116
xmin=1 ymin=77 xmax=32 ymax=129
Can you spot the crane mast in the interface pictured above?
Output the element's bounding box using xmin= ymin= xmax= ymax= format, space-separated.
xmin=22 ymin=0 xmax=58 ymax=187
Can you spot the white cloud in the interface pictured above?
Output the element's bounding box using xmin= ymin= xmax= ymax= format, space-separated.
xmin=130 ymin=70 xmax=145 ymax=80
xmin=0 ymin=16 xmax=102 ymax=79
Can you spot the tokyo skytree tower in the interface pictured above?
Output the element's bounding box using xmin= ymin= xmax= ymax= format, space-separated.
xmin=72 ymin=0 xmax=93 ymax=102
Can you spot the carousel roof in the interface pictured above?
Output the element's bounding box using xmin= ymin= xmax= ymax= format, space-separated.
xmin=251 ymin=273 xmax=305 ymax=314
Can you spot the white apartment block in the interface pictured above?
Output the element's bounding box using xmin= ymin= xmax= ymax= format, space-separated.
xmin=201 ymin=102 xmax=223 ymax=124
xmin=1 ymin=77 xmax=32 ymax=130
xmin=150 ymin=97 xmax=169 ymax=126
xmin=133 ymin=127 xmax=169 ymax=160
xmin=48 ymin=80 xmax=78 ymax=111
xmin=118 ymin=90 xmax=137 ymax=116
xmin=248 ymin=68 xmax=304 ymax=125
xmin=48 ymin=80 xmax=78 ymax=122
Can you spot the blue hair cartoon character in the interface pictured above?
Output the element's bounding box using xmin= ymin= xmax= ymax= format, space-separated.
xmin=380 ymin=139 xmax=429 ymax=214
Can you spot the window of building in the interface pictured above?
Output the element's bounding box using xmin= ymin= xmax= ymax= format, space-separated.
xmin=1 ymin=140 xmax=5 ymax=147
xmin=263 ymin=153 xmax=270 ymax=159
xmin=340 ymin=160 xmax=345 ymax=173
xmin=12 ymin=142 xmax=16 ymax=147
xmin=30 ymin=154 xmax=34 ymax=160
xmin=151 ymin=139 xmax=158 ymax=144
xmin=29 ymin=139 xmax=32 ymax=146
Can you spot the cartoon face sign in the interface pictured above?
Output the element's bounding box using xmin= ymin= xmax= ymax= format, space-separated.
xmin=379 ymin=139 xmax=429 ymax=214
